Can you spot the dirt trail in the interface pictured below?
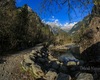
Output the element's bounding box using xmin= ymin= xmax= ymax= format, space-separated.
xmin=0 ymin=48 xmax=34 ymax=80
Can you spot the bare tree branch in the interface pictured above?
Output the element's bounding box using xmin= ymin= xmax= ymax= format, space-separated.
xmin=40 ymin=0 xmax=93 ymax=21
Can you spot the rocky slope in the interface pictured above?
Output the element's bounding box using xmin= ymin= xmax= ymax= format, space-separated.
xmin=0 ymin=0 xmax=53 ymax=53
xmin=69 ymin=15 xmax=91 ymax=34
xmin=69 ymin=4 xmax=100 ymax=35
xmin=79 ymin=4 xmax=100 ymax=52
xmin=70 ymin=4 xmax=100 ymax=52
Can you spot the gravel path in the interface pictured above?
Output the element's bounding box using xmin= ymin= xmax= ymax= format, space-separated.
xmin=0 ymin=48 xmax=35 ymax=80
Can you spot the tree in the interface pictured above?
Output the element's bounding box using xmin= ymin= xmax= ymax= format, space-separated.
xmin=94 ymin=0 xmax=100 ymax=5
xmin=40 ymin=0 xmax=99 ymax=20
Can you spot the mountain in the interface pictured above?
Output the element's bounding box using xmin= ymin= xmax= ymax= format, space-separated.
xmin=61 ymin=27 xmax=72 ymax=33
xmin=71 ymin=4 xmax=100 ymax=52
xmin=48 ymin=25 xmax=65 ymax=34
xmin=0 ymin=1 xmax=53 ymax=53
xmin=69 ymin=15 xmax=92 ymax=34
xmin=69 ymin=3 xmax=100 ymax=34
xmin=48 ymin=24 xmax=72 ymax=45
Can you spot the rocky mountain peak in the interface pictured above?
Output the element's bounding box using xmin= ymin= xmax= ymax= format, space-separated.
xmin=27 ymin=6 xmax=33 ymax=12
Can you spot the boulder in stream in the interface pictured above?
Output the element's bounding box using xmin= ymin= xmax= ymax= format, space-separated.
xmin=57 ymin=73 xmax=71 ymax=80
xmin=44 ymin=70 xmax=58 ymax=80
xmin=76 ymin=73 xmax=93 ymax=80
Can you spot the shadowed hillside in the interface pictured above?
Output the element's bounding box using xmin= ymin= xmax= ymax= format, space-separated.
xmin=0 ymin=0 xmax=70 ymax=54
xmin=0 ymin=0 xmax=54 ymax=53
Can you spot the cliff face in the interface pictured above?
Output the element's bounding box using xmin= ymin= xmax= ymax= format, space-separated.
xmin=69 ymin=15 xmax=91 ymax=34
xmin=79 ymin=5 xmax=100 ymax=52
xmin=70 ymin=4 xmax=100 ymax=53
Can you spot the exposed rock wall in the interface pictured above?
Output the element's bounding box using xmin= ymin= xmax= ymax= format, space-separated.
xmin=79 ymin=5 xmax=100 ymax=52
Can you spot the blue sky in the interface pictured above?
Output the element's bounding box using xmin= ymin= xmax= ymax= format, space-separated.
xmin=16 ymin=0 xmax=93 ymax=30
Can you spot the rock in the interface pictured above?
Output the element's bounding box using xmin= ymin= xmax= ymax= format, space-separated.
xmin=44 ymin=71 xmax=58 ymax=80
xmin=37 ymin=58 xmax=47 ymax=63
xmin=79 ymin=60 xmax=84 ymax=66
xmin=57 ymin=73 xmax=71 ymax=80
xmin=27 ymin=6 xmax=32 ymax=12
xmin=29 ymin=55 xmax=35 ymax=61
xmin=31 ymin=50 xmax=42 ymax=58
xmin=44 ymin=63 xmax=51 ymax=71
xmin=81 ymin=42 xmax=100 ymax=62
xmin=67 ymin=61 xmax=77 ymax=66
xmin=59 ymin=54 xmax=79 ymax=66
xmin=21 ymin=54 xmax=35 ymax=71
xmin=70 ymin=66 xmax=80 ymax=71
xmin=59 ymin=64 xmax=68 ymax=73
xmin=31 ymin=50 xmax=36 ymax=54
xmin=48 ymin=54 xmax=58 ymax=61
xmin=70 ymin=69 xmax=80 ymax=78
xmin=23 ymin=54 xmax=34 ymax=64
xmin=49 ymin=45 xmax=54 ymax=48
xmin=51 ymin=61 xmax=60 ymax=70
xmin=76 ymin=73 xmax=93 ymax=80
xmin=31 ymin=64 xmax=44 ymax=79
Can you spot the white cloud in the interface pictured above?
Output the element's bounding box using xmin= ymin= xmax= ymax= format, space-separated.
xmin=46 ymin=19 xmax=61 ymax=27
xmin=42 ymin=16 xmax=77 ymax=31
xmin=61 ymin=22 xmax=77 ymax=31
xmin=43 ymin=16 xmax=62 ymax=28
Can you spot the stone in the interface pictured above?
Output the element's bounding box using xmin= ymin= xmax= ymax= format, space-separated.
xmin=79 ymin=60 xmax=84 ymax=66
xmin=48 ymin=54 xmax=58 ymax=61
xmin=31 ymin=64 xmax=44 ymax=79
xmin=21 ymin=54 xmax=35 ymax=71
xmin=44 ymin=71 xmax=58 ymax=80
xmin=37 ymin=58 xmax=47 ymax=63
xmin=59 ymin=64 xmax=68 ymax=73
xmin=67 ymin=61 xmax=77 ymax=66
xmin=23 ymin=55 xmax=34 ymax=64
xmin=31 ymin=50 xmax=36 ymax=54
xmin=58 ymin=54 xmax=79 ymax=66
xmin=76 ymin=73 xmax=93 ymax=80
xmin=29 ymin=55 xmax=35 ymax=61
xmin=44 ymin=63 xmax=51 ymax=71
xmin=51 ymin=61 xmax=60 ymax=70
xmin=57 ymin=73 xmax=71 ymax=80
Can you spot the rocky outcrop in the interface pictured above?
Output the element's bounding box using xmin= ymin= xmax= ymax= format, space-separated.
xmin=44 ymin=70 xmax=58 ymax=80
xmin=57 ymin=73 xmax=71 ymax=80
xmin=80 ymin=5 xmax=100 ymax=52
xmin=21 ymin=45 xmax=81 ymax=80
xmin=70 ymin=4 xmax=100 ymax=53
xmin=81 ymin=42 xmax=100 ymax=65
xmin=80 ymin=16 xmax=100 ymax=52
